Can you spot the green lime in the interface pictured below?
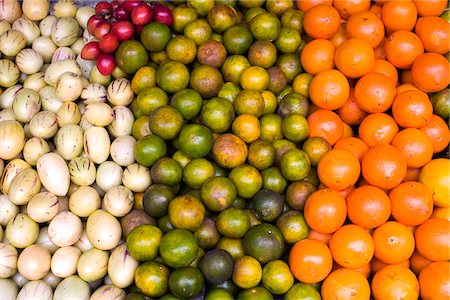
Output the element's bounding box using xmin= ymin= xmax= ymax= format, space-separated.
xmin=182 ymin=158 xmax=215 ymax=189
xmin=187 ymin=0 xmax=215 ymax=16
xmin=179 ymin=124 xmax=213 ymax=158
xmin=168 ymin=194 xmax=205 ymax=231
xmin=284 ymin=283 xmax=321 ymax=300
xmin=134 ymin=135 xmax=167 ymax=167
xmin=262 ymin=260 xmax=294 ymax=295
xmin=250 ymin=189 xmax=284 ymax=222
xmin=168 ymin=267 xmax=205 ymax=299
xmin=115 ymin=40 xmax=149 ymax=74
xmin=199 ymin=249 xmax=234 ymax=284
xmin=237 ymin=287 xmax=274 ymax=300
xmin=143 ymin=184 xmax=176 ymax=218
xmin=126 ymin=224 xmax=163 ymax=261
xmin=183 ymin=18 xmax=212 ymax=46
xmin=217 ymin=207 xmax=251 ymax=239
xmin=273 ymin=138 xmax=297 ymax=165
xmin=216 ymin=237 xmax=244 ymax=260
xmin=249 ymin=12 xmax=281 ymax=41
xmin=223 ymin=25 xmax=254 ymax=55
xmin=156 ymin=60 xmax=190 ymax=94
xmin=228 ymin=164 xmax=262 ymax=199
xmin=201 ymin=176 xmax=237 ymax=212
xmin=166 ymin=36 xmax=197 ymax=64
xmin=261 ymin=166 xmax=288 ymax=194
xmin=172 ymin=4 xmax=198 ymax=33
xmin=218 ymin=82 xmax=243 ymax=103
xmin=190 ymin=64 xmax=224 ymax=99
xmin=207 ymin=4 xmax=238 ymax=33
xmin=242 ymin=223 xmax=285 ymax=264
xmin=159 ymin=228 xmax=199 ymax=268
xmin=150 ymin=157 xmax=183 ymax=186
xmin=134 ymin=261 xmax=169 ymax=298
xmin=276 ymin=53 xmax=302 ymax=83
xmin=277 ymin=92 xmax=309 ymax=117
xmin=131 ymin=116 xmax=151 ymax=140
xmin=259 ymin=113 xmax=283 ymax=142
xmin=148 ymin=105 xmax=184 ymax=140
xmin=248 ymin=139 xmax=276 ymax=170
xmin=157 ymin=215 xmax=174 ymax=234
xmin=302 ymin=136 xmax=331 ymax=166
xmin=201 ymin=97 xmax=235 ymax=133
xmin=248 ymin=40 xmax=278 ymax=68
xmin=430 ymin=88 xmax=449 ymax=119
xmin=221 ymin=55 xmax=251 ymax=84
xmin=136 ymin=87 xmax=169 ymax=115
xmin=274 ymin=27 xmax=302 ymax=54
xmin=234 ymin=89 xmax=265 ymax=117
xmin=205 ymin=288 xmax=234 ymax=300
xmin=170 ymin=88 xmax=203 ymax=120
xmin=276 ymin=210 xmax=309 ymax=244
xmin=267 ymin=66 xmax=288 ymax=95
xmin=140 ymin=22 xmax=171 ymax=52
xmin=194 ymin=217 xmax=220 ymax=250
xmin=282 ymin=113 xmax=309 ymax=143
xmin=280 ymin=148 xmax=311 ymax=181
xmin=281 ymin=9 xmax=304 ymax=33
xmin=131 ymin=66 xmax=157 ymax=94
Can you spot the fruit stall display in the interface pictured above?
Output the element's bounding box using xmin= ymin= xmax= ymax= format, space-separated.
xmin=0 ymin=0 xmax=449 ymax=299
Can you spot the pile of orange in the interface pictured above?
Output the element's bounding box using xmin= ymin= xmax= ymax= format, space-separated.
xmin=289 ymin=0 xmax=450 ymax=298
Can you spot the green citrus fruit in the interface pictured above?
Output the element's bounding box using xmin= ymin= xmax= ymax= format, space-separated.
xmin=134 ymin=135 xmax=167 ymax=167
xmin=201 ymin=176 xmax=237 ymax=212
xmin=115 ymin=40 xmax=149 ymax=74
xmin=179 ymin=124 xmax=213 ymax=158
xmin=159 ymin=228 xmax=199 ymax=268
xmin=168 ymin=267 xmax=205 ymax=299
xmin=134 ymin=261 xmax=169 ymax=298
xmin=242 ymin=223 xmax=285 ymax=264
xmin=148 ymin=105 xmax=184 ymax=140
xmin=168 ymin=194 xmax=205 ymax=231
xmin=199 ymin=249 xmax=234 ymax=284
xmin=156 ymin=60 xmax=190 ymax=94
xmin=126 ymin=224 xmax=163 ymax=261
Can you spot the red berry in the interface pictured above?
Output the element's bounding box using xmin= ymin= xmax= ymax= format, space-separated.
xmin=81 ymin=41 xmax=101 ymax=60
xmin=96 ymin=53 xmax=116 ymax=76
xmin=131 ymin=3 xmax=153 ymax=25
xmin=99 ymin=33 xmax=119 ymax=54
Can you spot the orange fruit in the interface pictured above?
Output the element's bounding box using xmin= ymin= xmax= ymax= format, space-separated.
xmin=321 ymin=268 xmax=371 ymax=300
xmin=333 ymin=263 xmax=371 ymax=279
xmin=396 ymin=83 xmax=419 ymax=94
xmin=346 ymin=185 xmax=391 ymax=229
xmin=420 ymin=114 xmax=450 ymax=154
xmin=354 ymin=72 xmax=397 ymax=113
xmin=391 ymin=89 xmax=433 ymax=128
xmin=381 ymin=0 xmax=418 ymax=33
xmin=329 ymin=24 xmax=347 ymax=48
xmin=303 ymin=4 xmax=341 ymax=39
xmin=317 ymin=149 xmax=361 ymax=191
xmin=345 ymin=10 xmax=385 ymax=48
xmin=415 ymin=16 xmax=450 ymax=55
xmin=361 ymin=144 xmax=407 ymax=190
xmin=329 ymin=224 xmax=374 ymax=269
xmin=336 ymin=88 xmax=368 ymax=126
xmin=372 ymin=221 xmax=415 ymax=264
xmin=403 ymin=167 xmax=421 ymax=182
xmin=389 ymin=181 xmax=433 ymax=226
xmin=333 ymin=0 xmax=371 ymax=20
xmin=289 ymin=238 xmax=333 ymax=284
xmin=411 ymin=52 xmax=450 ymax=93
xmin=358 ymin=113 xmax=399 ymax=147
xmin=296 ymin=0 xmax=333 ymax=12
xmin=371 ymin=257 xmax=410 ymax=275
xmin=307 ymin=109 xmax=344 ymax=146
xmin=419 ymin=158 xmax=450 ymax=208
xmin=371 ymin=265 xmax=419 ymax=300
xmin=309 ymin=69 xmax=350 ymax=110
xmin=369 ymin=2 xmax=382 ymax=18
xmin=371 ymin=59 xmax=398 ymax=86
xmin=304 ymin=188 xmax=347 ymax=234
xmin=307 ymin=230 xmax=332 ymax=245
xmin=300 ymin=39 xmax=336 ymax=75
xmin=384 ymin=30 xmax=424 ymax=69
xmin=335 ymin=38 xmax=375 ymax=79
xmin=373 ymin=36 xmax=386 ymax=59
xmin=414 ymin=217 xmax=450 ymax=261
xmin=418 ymin=261 xmax=450 ymax=299
xmin=410 ymin=250 xmax=432 ymax=276
xmin=412 ymin=0 xmax=447 ymax=17
xmin=391 ymin=128 xmax=433 ymax=169
xmin=333 ymin=136 xmax=369 ymax=161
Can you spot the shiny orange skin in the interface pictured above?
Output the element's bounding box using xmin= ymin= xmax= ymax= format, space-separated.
xmin=289 ymin=239 xmax=333 ymax=284
xmin=303 ymin=4 xmax=341 ymax=39
xmin=391 ymin=89 xmax=433 ymax=128
xmin=345 ymin=10 xmax=385 ymax=48
xmin=389 ymin=181 xmax=433 ymax=226
xmin=346 ymin=185 xmax=391 ymax=229
xmin=384 ymin=30 xmax=424 ymax=69
xmin=361 ymin=144 xmax=408 ymax=190
xmin=304 ymin=188 xmax=347 ymax=234
xmin=414 ymin=217 xmax=450 ymax=261
xmin=415 ymin=16 xmax=450 ymax=55
xmin=329 ymin=224 xmax=374 ymax=269
xmin=354 ymin=72 xmax=397 ymax=113
xmin=317 ymin=149 xmax=361 ymax=191
xmin=335 ymin=38 xmax=375 ymax=79
xmin=411 ymin=52 xmax=450 ymax=93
